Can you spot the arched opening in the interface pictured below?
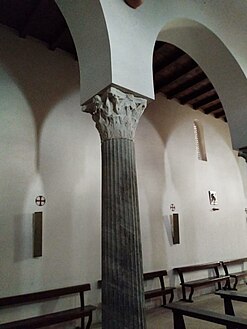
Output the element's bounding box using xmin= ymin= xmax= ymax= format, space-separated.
xmin=156 ymin=18 xmax=247 ymax=152
xmin=153 ymin=40 xmax=226 ymax=122
xmin=139 ymin=16 xmax=247 ymax=276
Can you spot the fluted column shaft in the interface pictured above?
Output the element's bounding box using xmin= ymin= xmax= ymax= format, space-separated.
xmin=83 ymin=87 xmax=147 ymax=329
xmin=102 ymin=138 xmax=144 ymax=328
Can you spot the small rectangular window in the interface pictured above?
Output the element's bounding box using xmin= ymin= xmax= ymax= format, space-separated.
xmin=193 ymin=120 xmax=207 ymax=161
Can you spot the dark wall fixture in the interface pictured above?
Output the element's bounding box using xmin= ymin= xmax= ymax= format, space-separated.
xmin=124 ymin=0 xmax=143 ymax=9
xmin=238 ymin=151 xmax=247 ymax=162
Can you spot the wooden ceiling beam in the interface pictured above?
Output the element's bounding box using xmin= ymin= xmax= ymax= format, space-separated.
xmin=204 ymin=102 xmax=222 ymax=114
xmin=170 ymin=77 xmax=209 ymax=99
xmin=200 ymin=98 xmax=221 ymax=110
xmin=49 ymin=26 xmax=67 ymax=51
xmin=153 ymin=48 xmax=184 ymax=74
xmin=179 ymin=83 xmax=214 ymax=104
xmin=19 ymin=0 xmax=42 ymax=38
xmin=156 ymin=66 xmax=202 ymax=93
xmin=155 ymin=53 xmax=190 ymax=77
xmin=155 ymin=63 xmax=201 ymax=93
xmin=207 ymin=107 xmax=224 ymax=117
xmin=154 ymin=41 xmax=165 ymax=52
xmin=214 ymin=110 xmax=225 ymax=118
xmin=163 ymin=72 xmax=206 ymax=98
xmin=193 ymin=94 xmax=219 ymax=109
xmin=239 ymin=146 xmax=247 ymax=154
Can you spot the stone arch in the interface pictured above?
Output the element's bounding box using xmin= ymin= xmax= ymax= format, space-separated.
xmin=55 ymin=0 xmax=112 ymax=104
xmin=156 ymin=18 xmax=247 ymax=150
xmin=55 ymin=2 xmax=247 ymax=150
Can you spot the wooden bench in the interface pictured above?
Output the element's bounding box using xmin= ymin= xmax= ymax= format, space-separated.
xmin=216 ymin=289 xmax=247 ymax=316
xmin=221 ymin=258 xmax=247 ymax=290
xmin=98 ymin=270 xmax=175 ymax=307
xmin=174 ymin=262 xmax=230 ymax=302
xmin=165 ymin=302 xmax=247 ymax=329
xmin=0 ymin=284 xmax=96 ymax=329
xmin=143 ymin=270 xmax=175 ymax=306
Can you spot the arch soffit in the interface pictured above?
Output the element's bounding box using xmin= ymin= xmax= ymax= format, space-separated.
xmin=156 ymin=18 xmax=247 ymax=150
xmin=55 ymin=0 xmax=112 ymax=104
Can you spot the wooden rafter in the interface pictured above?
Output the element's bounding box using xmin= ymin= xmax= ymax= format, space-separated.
xmin=19 ymin=0 xmax=42 ymax=38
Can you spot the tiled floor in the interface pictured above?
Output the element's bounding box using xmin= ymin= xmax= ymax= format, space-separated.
xmin=92 ymin=284 xmax=247 ymax=329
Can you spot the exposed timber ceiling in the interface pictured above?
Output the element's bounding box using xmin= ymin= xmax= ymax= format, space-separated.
xmin=0 ymin=0 xmax=226 ymax=121
xmin=153 ymin=41 xmax=226 ymax=121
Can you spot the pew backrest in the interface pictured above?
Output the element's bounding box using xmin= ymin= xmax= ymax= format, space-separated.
xmin=165 ymin=302 xmax=247 ymax=329
xmin=0 ymin=284 xmax=96 ymax=329
xmin=174 ymin=262 xmax=229 ymax=302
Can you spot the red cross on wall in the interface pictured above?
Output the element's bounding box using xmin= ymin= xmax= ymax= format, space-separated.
xmin=35 ymin=196 xmax=46 ymax=206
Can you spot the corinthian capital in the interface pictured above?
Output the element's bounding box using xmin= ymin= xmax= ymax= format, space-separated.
xmin=82 ymin=87 xmax=147 ymax=141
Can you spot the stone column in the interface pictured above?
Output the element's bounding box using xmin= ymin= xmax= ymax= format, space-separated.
xmin=83 ymin=87 xmax=147 ymax=329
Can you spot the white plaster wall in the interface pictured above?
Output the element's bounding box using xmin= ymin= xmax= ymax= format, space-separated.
xmin=136 ymin=93 xmax=247 ymax=293
xmin=1 ymin=26 xmax=247 ymax=323
xmin=0 ymin=27 xmax=101 ymax=325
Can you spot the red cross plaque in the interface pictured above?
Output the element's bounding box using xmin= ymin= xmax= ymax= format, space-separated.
xmin=35 ymin=195 xmax=46 ymax=206
xmin=170 ymin=204 xmax=176 ymax=212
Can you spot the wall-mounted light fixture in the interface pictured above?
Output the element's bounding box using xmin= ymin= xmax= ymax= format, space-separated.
xmin=124 ymin=0 xmax=143 ymax=9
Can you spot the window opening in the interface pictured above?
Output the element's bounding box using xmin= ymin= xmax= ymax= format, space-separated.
xmin=193 ymin=120 xmax=207 ymax=161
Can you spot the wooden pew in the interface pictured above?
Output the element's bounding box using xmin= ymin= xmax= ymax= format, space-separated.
xmin=143 ymin=270 xmax=175 ymax=306
xmin=221 ymin=258 xmax=247 ymax=290
xmin=0 ymin=284 xmax=96 ymax=329
xmin=174 ymin=262 xmax=230 ymax=302
xmin=216 ymin=289 xmax=247 ymax=316
xmin=98 ymin=270 xmax=175 ymax=307
xmin=165 ymin=302 xmax=247 ymax=329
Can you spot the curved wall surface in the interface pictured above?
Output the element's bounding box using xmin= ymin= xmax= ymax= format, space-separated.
xmin=57 ymin=0 xmax=247 ymax=149
xmin=55 ymin=0 xmax=112 ymax=104
xmin=158 ymin=19 xmax=247 ymax=150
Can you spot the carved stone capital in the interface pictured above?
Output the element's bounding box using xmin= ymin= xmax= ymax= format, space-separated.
xmin=82 ymin=87 xmax=147 ymax=141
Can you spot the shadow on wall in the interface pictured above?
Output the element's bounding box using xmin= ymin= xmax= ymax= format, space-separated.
xmin=145 ymin=93 xmax=179 ymax=148
xmin=0 ymin=27 xmax=79 ymax=170
xmin=0 ymin=26 xmax=98 ymax=298
xmin=140 ymin=93 xmax=201 ymax=268
xmin=137 ymin=93 xmax=182 ymax=270
xmin=237 ymin=156 xmax=247 ymax=202
xmin=163 ymin=215 xmax=173 ymax=246
xmin=14 ymin=214 xmax=33 ymax=262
